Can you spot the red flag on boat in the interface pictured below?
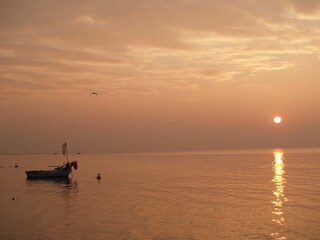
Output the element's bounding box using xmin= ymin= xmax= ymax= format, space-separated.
xmin=71 ymin=161 xmax=78 ymax=170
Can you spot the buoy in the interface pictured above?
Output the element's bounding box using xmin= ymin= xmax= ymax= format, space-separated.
xmin=97 ymin=173 xmax=101 ymax=180
xmin=14 ymin=163 xmax=19 ymax=168
xmin=12 ymin=197 xmax=15 ymax=201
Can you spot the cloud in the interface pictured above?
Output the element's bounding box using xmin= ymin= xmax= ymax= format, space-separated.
xmin=0 ymin=0 xmax=319 ymax=99
xmin=287 ymin=0 xmax=320 ymax=13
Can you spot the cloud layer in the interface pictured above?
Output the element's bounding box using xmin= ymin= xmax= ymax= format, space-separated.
xmin=1 ymin=0 xmax=319 ymax=97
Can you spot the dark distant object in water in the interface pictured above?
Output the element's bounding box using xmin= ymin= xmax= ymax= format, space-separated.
xmin=90 ymin=92 xmax=98 ymax=96
xmin=14 ymin=163 xmax=19 ymax=168
xmin=53 ymin=152 xmax=58 ymax=155
xmin=12 ymin=197 xmax=15 ymax=201
xmin=77 ymin=152 xmax=80 ymax=155
xmin=97 ymin=173 xmax=101 ymax=180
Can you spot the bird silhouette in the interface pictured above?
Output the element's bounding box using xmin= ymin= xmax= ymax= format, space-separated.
xmin=90 ymin=92 xmax=98 ymax=96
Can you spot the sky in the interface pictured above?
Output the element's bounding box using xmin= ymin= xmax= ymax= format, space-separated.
xmin=0 ymin=0 xmax=320 ymax=153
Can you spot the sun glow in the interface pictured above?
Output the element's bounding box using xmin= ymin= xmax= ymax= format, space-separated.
xmin=274 ymin=116 xmax=282 ymax=124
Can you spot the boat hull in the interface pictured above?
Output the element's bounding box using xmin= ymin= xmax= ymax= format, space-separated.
xmin=26 ymin=168 xmax=71 ymax=178
xmin=26 ymin=160 xmax=77 ymax=179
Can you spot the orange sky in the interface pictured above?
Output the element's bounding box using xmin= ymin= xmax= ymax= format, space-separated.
xmin=1 ymin=0 xmax=320 ymax=153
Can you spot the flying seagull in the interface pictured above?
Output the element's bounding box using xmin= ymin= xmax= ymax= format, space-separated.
xmin=90 ymin=92 xmax=98 ymax=96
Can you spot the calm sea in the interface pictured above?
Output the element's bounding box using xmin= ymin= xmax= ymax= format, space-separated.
xmin=0 ymin=149 xmax=319 ymax=240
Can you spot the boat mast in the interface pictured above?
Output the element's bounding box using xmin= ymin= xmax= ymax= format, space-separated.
xmin=66 ymin=143 xmax=69 ymax=163
xmin=65 ymin=142 xmax=73 ymax=177
xmin=62 ymin=142 xmax=69 ymax=163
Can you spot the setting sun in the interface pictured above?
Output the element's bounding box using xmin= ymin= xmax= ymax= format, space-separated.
xmin=274 ymin=116 xmax=282 ymax=124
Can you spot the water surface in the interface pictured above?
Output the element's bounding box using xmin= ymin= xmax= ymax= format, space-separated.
xmin=0 ymin=149 xmax=319 ymax=239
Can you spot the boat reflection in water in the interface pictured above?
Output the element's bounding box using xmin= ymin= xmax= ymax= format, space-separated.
xmin=271 ymin=151 xmax=288 ymax=240
xmin=26 ymin=177 xmax=71 ymax=184
xmin=26 ymin=176 xmax=79 ymax=202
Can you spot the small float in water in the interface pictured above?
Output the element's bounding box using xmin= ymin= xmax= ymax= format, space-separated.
xmin=97 ymin=173 xmax=101 ymax=180
xmin=25 ymin=143 xmax=78 ymax=179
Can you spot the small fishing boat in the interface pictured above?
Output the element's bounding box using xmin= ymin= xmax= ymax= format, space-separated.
xmin=26 ymin=143 xmax=78 ymax=179
xmin=26 ymin=161 xmax=78 ymax=178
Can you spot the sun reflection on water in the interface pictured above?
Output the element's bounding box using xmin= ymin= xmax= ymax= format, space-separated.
xmin=271 ymin=151 xmax=288 ymax=240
